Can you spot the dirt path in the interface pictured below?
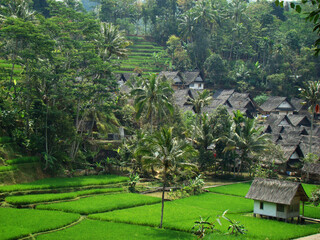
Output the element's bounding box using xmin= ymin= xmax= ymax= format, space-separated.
xmin=295 ymin=233 xmax=320 ymax=240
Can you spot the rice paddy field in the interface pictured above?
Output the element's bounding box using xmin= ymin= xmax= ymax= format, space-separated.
xmin=1 ymin=176 xmax=320 ymax=240
xmin=113 ymin=36 xmax=169 ymax=74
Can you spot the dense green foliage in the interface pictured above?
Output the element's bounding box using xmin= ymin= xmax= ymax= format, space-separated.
xmin=36 ymin=219 xmax=194 ymax=240
xmin=89 ymin=0 xmax=320 ymax=96
xmin=0 ymin=174 xmax=128 ymax=193
xmin=36 ymin=193 xmax=161 ymax=214
xmin=0 ymin=208 xmax=80 ymax=240
xmin=0 ymin=0 xmax=126 ymax=172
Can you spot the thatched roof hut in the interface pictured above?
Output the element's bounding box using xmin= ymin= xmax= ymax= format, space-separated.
xmin=260 ymin=96 xmax=295 ymax=114
xmin=246 ymin=178 xmax=308 ymax=205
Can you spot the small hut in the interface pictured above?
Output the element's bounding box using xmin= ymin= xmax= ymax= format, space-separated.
xmin=245 ymin=178 xmax=309 ymax=222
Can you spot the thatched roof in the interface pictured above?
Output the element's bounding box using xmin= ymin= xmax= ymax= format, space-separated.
xmin=158 ymin=71 xmax=181 ymax=84
xmin=260 ymin=96 xmax=295 ymax=112
xmin=183 ymin=71 xmax=203 ymax=85
xmin=287 ymin=114 xmax=311 ymax=127
xmin=159 ymin=71 xmax=203 ymax=86
xmin=291 ymin=97 xmax=308 ymax=112
xmin=228 ymin=93 xmax=255 ymax=109
xmin=173 ymin=89 xmax=190 ymax=108
xmin=266 ymin=114 xmax=293 ymax=128
xmin=302 ymin=162 xmax=320 ymax=175
xmin=245 ymin=178 xmax=309 ymax=204
xmin=213 ymin=89 xmax=235 ymax=101
xmin=299 ymin=140 xmax=320 ymax=157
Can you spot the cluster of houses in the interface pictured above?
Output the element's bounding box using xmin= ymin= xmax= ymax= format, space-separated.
xmin=117 ymin=70 xmax=320 ymax=181
xmin=116 ymin=71 xmax=320 ymax=223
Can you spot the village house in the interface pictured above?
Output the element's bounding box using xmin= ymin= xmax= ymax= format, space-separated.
xmin=158 ymin=71 xmax=205 ymax=90
xmin=260 ymin=96 xmax=296 ymax=115
xmin=246 ymin=178 xmax=309 ymax=222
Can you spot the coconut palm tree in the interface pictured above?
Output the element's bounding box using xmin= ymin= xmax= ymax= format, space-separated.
xmin=0 ymin=0 xmax=35 ymax=22
xmin=223 ymin=116 xmax=271 ymax=175
xmin=142 ymin=127 xmax=196 ymax=228
xmin=187 ymin=89 xmax=212 ymax=142
xmin=130 ymin=74 xmax=174 ymax=133
xmin=299 ymin=81 xmax=320 ymax=153
xmin=188 ymin=89 xmax=212 ymax=117
xmin=99 ymin=22 xmax=131 ymax=61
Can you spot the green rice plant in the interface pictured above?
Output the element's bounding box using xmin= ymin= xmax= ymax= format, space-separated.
xmin=0 ymin=174 xmax=129 ymax=193
xmin=208 ymin=182 xmax=318 ymax=199
xmin=208 ymin=182 xmax=252 ymax=197
xmin=6 ymin=156 xmax=40 ymax=165
xmin=5 ymin=188 xmax=123 ymax=205
xmin=89 ymin=193 xmax=320 ymax=240
xmin=302 ymin=205 xmax=320 ymax=219
xmin=0 ymin=208 xmax=80 ymax=240
xmin=89 ymin=193 xmax=252 ymax=231
xmin=36 ymin=193 xmax=161 ymax=214
xmin=36 ymin=219 xmax=194 ymax=240
xmin=0 ymin=165 xmax=17 ymax=172
xmin=218 ymin=214 xmax=320 ymax=240
xmin=302 ymin=183 xmax=319 ymax=197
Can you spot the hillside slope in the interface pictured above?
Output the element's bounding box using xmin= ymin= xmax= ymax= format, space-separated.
xmin=113 ymin=36 xmax=169 ymax=74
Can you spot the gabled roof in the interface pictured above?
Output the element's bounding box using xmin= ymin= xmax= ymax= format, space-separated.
xmin=213 ymin=89 xmax=235 ymax=101
xmin=159 ymin=71 xmax=202 ymax=86
xmin=158 ymin=71 xmax=181 ymax=83
xmin=245 ymin=178 xmax=309 ymax=205
xmin=277 ymin=142 xmax=304 ymax=160
xmin=173 ymin=89 xmax=190 ymax=108
xmin=266 ymin=114 xmax=293 ymax=128
xmin=228 ymin=92 xmax=256 ymax=111
xmin=299 ymin=140 xmax=320 ymax=157
xmin=290 ymin=97 xmax=308 ymax=112
xmin=287 ymin=114 xmax=311 ymax=127
xmin=302 ymin=162 xmax=320 ymax=175
xmin=260 ymin=96 xmax=295 ymax=112
xmin=183 ymin=71 xmax=203 ymax=85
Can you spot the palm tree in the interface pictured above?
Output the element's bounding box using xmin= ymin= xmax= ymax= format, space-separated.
xmin=299 ymin=81 xmax=320 ymax=153
xmin=142 ymin=127 xmax=196 ymax=228
xmin=99 ymin=22 xmax=131 ymax=61
xmin=130 ymin=74 xmax=174 ymax=133
xmin=178 ymin=10 xmax=196 ymax=43
xmin=194 ymin=113 xmax=215 ymax=170
xmin=188 ymin=89 xmax=212 ymax=117
xmin=188 ymin=89 xmax=212 ymax=142
xmin=0 ymin=0 xmax=35 ymax=22
xmin=223 ymin=116 xmax=271 ymax=176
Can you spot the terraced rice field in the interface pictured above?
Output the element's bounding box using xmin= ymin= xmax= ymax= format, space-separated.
xmin=1 ymin=178 xmax=320 ymax=239
xmin=113 ymin=36 xmax=169 ymax=74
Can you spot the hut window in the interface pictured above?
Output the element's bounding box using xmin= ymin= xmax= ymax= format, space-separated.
xmin=260 ymin=202 xmax=264 ymax=210
xmin=277 ymin=204 xmax=284 ymax=212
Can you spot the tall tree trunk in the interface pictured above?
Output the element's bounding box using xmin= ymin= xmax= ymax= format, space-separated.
xmin=309 ymin=107 xmax=314 ymax=153
xmin=159 ymin=168 xmax=167 ymax=229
